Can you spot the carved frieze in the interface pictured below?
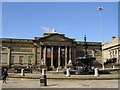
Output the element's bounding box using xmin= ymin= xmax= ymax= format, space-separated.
xmin=39 ymin=41 xmax=72 ymax=46
xmin=11 ymin=48 xmax=33 ymax=52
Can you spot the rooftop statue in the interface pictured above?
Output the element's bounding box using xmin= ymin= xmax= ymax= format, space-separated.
xmin=52 ymin=28 xmax=57 ymax=33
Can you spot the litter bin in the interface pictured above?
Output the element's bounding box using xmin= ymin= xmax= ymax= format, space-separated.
xmin=40 ymin=75 xmax=47 ymax=86
xmin=40 ymin=69 xmax=47 ymax=86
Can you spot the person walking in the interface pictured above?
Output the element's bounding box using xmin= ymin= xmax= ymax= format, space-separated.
xmin=2 ymin=69 xmax=9 ymax=84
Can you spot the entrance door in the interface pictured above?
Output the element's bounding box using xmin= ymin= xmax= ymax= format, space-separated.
xmin=53 ymin=46 xmax=58 ymax=68
xmin=46 ymin=47 xmax=51 ymax=66
xmin=60 ymin=47 xmax=65 ymax=66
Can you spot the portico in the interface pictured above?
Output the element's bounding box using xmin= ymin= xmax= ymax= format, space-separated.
xmin=33 ymin=30 xmax=76 ymax=68
xmin=40 ymin=45 xmax=72 ymax=68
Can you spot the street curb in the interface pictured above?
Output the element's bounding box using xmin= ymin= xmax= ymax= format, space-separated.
xmin=8 ymin=76 xmax=120 ymax=80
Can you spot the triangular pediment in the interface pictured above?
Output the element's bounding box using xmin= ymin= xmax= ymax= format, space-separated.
xmin=39 ymin=33 xmax=74 ymax=42
xmin=46 ymin=35 xmax=71 ymax=41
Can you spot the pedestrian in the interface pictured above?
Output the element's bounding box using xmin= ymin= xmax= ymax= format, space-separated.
xmin=2 ymin=69 xmax=9 ymax=84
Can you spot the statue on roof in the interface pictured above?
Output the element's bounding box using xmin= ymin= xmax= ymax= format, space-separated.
xmin=52 ymin=28 xmax=57 ymax=33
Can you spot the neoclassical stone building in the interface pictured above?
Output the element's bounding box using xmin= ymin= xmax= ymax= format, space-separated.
xmin=0 ymin=31 xmax=102 ymax=68
xmin=103 ymin=36 xmax=120 ymax=64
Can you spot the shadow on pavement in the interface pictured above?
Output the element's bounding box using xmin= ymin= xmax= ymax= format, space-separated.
xmin=47 ymin=84 xmax=58 ymax=86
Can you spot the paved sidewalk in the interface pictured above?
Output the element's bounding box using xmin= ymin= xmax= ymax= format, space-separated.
xmin=1 ymin=70 xmax=119 ymax=89
xmin=1 ymin=78 xmax=119 ymax=88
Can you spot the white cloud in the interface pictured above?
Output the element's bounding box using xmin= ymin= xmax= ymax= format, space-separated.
xmin=41 ymin=26 xmax=51 ymax=32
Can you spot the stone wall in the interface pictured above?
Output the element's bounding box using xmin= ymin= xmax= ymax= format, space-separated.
xmin=1 ymin=39 xmax=34 ymax=67
xmin=0 ymin=34 xmax=102 ymax=68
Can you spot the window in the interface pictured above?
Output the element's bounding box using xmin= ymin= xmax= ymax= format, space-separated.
xmin=2 ymin=48 xmax=7 ymax=51
xmin=28 ymin=56 xmax=32 ymax=64
xmin=110 ymin=52 xmax=112 ymax=58
xmin=119 ymin=51 xmax=120 ymax=56
xmin=10 ymin=56 xmax=14 ymax=65
xmin=19 ymin=56 xmax=24 ymax=64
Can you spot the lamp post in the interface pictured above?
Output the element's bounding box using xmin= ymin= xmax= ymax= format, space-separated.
xmin=97 ymin=7 xmax=105 ymax=70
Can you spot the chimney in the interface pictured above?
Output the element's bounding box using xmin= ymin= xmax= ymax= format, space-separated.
xmin=112 ymin=36 xmax=116 ymax=40
xmin=34 ymin=37 xmax=38 ymax=40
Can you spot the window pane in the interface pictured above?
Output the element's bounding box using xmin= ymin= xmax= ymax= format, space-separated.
xmin=10 ymin=56 xmax=14 ymax=64
xmin=19 ymin=56 xmax=24 ymax=64
xmin=28 ymin=56 xmax=32 ymax=64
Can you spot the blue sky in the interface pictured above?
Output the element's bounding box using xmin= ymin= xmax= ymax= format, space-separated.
xmin=2 ymin=2 xmax=118 ymax=43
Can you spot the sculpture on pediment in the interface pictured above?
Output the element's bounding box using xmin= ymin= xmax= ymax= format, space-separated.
xmin=52 ymin=28 xmax=57 ymax=33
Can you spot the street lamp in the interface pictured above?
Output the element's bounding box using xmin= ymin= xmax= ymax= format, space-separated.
xmin=97 ymin=7 xmax=104 ymax=43
xmin=97 ymin=7 xmax=105 ymax=70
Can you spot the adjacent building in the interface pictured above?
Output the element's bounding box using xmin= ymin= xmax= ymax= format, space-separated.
xmin=0 ymin=30 xmax=102 ymax=69
xmin=103 ymin=36 xmax=120 ymax=64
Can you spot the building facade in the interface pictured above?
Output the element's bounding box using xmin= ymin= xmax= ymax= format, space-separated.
xmin=0 ymin=32 xmax=102 ymax=68
xmin=103 ymin=36 xmax=120 ymax=64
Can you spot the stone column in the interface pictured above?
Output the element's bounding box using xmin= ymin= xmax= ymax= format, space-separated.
xmin=34 ymin=47 xmax=37 ymax=65
xmin=39 ymin=46 xmax=42 ymax=65
xmin=40 ymin=46 xmax=42 ymax=60
xmin=109 ymin=51 xmax=111 ymax=59
xmin=65 ymin=46 xmax=68 ymax=66
xmin=117 ymin=49 xmax=119 ymax=63
xmin=43 ymin=46 xmax=47 ymax=65
xmin=7 ymin=47 xmax=11 ymax=66
xmin=69 ymin=47 xmax=72 ymax=60
xmin=74 ymin=48 xmax=76 ymax=62
xmin=92 ymin=49 xmax=95 ymax=57
xmin=112 ymin=51 xmax=114 ymax=58
xmin=58 ymin=46 xmax=61 ymax=67
xmin=116 ymin=49 xmax=119 ymax=63
xmin=51 ymin=46 xmax=53 ymax=67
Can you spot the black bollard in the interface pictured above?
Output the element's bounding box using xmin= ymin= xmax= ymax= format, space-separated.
xmin=40 ymin=69 xmax=47 ymax=86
